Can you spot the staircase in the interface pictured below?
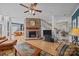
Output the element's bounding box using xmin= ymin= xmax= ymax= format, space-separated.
xmin=41 ymin=19 xmax=52 ymax=30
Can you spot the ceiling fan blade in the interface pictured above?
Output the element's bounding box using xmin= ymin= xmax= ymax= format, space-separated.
xmin=35 ymin=10 xmax=42 ymax=13
xmin=19 ymin=4 xmax=29 ymax=9
xmin=24 ymin=10 xmax=29 ymax=13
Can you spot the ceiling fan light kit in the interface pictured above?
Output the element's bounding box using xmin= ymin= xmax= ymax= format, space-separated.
xmin=19 ymin=3 xmax=42 ymax=15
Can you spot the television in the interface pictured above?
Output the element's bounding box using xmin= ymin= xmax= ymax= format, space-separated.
xmin=43 ymin=30 xmax=54 ymax=42
xmin=43 ymin=30 xmax=52 ymax=36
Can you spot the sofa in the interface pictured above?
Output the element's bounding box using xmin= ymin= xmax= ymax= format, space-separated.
xmin=0 ymin=36 xmax=17 ymax=56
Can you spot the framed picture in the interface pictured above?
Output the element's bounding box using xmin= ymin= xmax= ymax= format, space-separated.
xmin=30 ymin=20 xmax=36 ymax=26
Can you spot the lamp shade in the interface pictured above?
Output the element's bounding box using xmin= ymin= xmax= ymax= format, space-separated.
xmin=69 ymin=28 xmax=79 ymax=36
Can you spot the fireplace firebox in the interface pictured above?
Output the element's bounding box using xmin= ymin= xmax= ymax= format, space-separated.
xmin=29 ymin=31 xmax=36 ymax=38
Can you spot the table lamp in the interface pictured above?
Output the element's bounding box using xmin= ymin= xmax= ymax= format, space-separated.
xmin=69 ymin=28 xmax=79 ymax=45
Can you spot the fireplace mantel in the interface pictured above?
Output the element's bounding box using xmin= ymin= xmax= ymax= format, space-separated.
xmin=25 ymin=18 xmax=41 ymax=39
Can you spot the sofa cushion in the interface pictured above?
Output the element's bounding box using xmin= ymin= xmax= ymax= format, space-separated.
xmin=56 ymin=42 xmax=76 ymax=56
xmin=0 ymin=39 xmax=8 ymax=44
xmin=0 ymin=36 xmax=6 ymax=40
xmin=0 ymin=40 xmax=17 ymax=50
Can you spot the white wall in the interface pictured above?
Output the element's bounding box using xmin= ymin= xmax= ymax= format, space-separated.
xmin=11 ymin=18 xmax=24 ymax=24
xmin=54 ymin=16 xmax=71 ymax=32
xmin=41 ymin=18 xmax=52 ymax=37
xmin=0 ymin=15 xmax=24 ymax=40
xmin=52 ymin=16 xmax=71 ymax=40
xmin=0 ymin=15 xmax=3 ymax=36
xmin=0 ymin=15 xmax=10 ymax=38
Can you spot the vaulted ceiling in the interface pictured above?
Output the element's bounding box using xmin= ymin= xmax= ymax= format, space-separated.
xmin=0 ymin=3 xmax=78 ymax=19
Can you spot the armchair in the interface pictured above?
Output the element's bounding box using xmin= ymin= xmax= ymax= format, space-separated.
xmin=0 ymin=39 xmax=17 ymax=56
xmin=0 ymin=39 xmax=17 ymax=50
xmin=0 ymin=36 xmax=6 ymax=40
xmin=0 ymin=36 xmax=8 ymax=44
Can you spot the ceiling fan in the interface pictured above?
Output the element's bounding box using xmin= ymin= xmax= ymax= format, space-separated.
xmin=19 ymin=3 xmax=42 ymax=15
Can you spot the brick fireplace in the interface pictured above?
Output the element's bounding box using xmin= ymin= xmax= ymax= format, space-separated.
xmin=25 ymin=18 xmax=41 ymax=39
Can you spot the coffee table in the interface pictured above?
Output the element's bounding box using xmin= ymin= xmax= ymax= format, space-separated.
xmin=14 ymin=42 xmax=41 ymax=56
xmin=26 ymin=40 xmax=60 ymax=56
